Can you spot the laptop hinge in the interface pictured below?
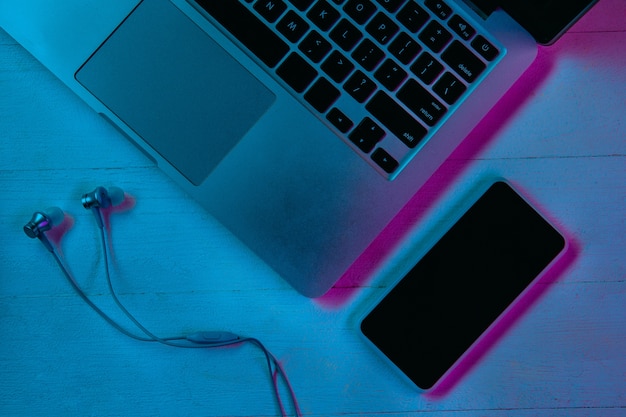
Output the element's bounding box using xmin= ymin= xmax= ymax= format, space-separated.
xmin=461 ymin=0 xmax=499 ymax=19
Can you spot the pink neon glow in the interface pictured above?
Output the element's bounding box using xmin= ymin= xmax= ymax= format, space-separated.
xmin=318 ymin=44 xmax=560 ymax=308
xmin=45 ymin=214 xmax=74 ymax=248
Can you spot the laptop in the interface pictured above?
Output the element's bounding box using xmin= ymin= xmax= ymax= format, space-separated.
xmin=1 ymin=0 xmax=597 ymax=297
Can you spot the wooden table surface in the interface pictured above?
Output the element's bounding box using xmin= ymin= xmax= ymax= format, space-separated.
xmin=1 ymin=0 xmax=625 ymax=415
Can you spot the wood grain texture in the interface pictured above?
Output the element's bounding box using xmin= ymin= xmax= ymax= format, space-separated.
xmin=1 ymin=0 xmax=624 ymax=415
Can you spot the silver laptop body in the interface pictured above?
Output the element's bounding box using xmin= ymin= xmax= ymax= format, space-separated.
xmin=1 ymin=0 xmax=538 ymax=297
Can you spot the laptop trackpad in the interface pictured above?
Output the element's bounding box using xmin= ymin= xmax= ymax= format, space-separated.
xmin=76 ymin=0 xmax=275 ymax=185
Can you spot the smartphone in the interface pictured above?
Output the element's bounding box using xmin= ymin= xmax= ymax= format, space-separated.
xmin=360 ymin=181 xmax=566 ymax=390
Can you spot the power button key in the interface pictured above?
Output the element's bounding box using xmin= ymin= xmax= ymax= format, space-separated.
xmin=471 ymin=35 xmax=499 ymax=61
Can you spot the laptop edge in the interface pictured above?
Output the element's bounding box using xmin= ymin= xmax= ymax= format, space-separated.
xmin=1 ymin=0 xmax=538 ymax=297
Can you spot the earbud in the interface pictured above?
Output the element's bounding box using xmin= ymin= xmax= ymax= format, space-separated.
xmin=23 ymin=207 xmax=65 ymax=252
xmin=23 ymin=188 xmax=299 ymax=415
xmin=82 ymin=186 xmax=125 ymax=228
xmin=81 ymin=186 xmax=125 ymax=209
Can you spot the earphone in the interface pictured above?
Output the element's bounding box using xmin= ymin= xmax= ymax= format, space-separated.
xmin=24 ymin=186 xmax=301 ymax=417
xmin=81 ymin=185 xmax=125 ymax=228
xmin=23 ymin=206 xmax=65 ymax=252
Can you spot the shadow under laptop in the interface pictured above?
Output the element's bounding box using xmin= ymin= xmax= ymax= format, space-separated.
xmin=318 ymin=45 xmax=561 ymax=308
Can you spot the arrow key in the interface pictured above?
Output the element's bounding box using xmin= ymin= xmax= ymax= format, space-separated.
xmin=371 ymin=148 xmax=399 ymax=174
xmin=327 ymin=107 xmax=353 ymax=133
xmin=349 ymin=117 xmax=385 ymax=152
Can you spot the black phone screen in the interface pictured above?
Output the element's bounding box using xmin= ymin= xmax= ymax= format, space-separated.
xmin=501 ymin=0 xmax=599 ymax=45
xmin=360 ymin=182 xmax=566 ymax=390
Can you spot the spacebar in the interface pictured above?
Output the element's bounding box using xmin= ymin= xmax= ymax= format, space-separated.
xmin=193 ymin=0 xmax=289 ymax=68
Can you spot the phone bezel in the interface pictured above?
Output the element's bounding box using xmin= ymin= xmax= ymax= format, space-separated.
xmin=358 ymin=179 xmax=568 ymax=391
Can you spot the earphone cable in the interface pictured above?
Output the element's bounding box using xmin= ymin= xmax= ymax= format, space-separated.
xmin=54 ymin=245 xmax=298 ymax=415
xmin=98 ymin=225 xmax=188 ymax=347
xmin=98 ymin=218 xmax=302 ymax=417
xmin=50 ymin=248 xmax=180 ymax=343
xmin=26 ymin=198 xmax=301 ymax=416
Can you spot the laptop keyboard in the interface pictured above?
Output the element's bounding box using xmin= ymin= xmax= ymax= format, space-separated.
xmin=193 ymin=0 xmax=502 ymax=179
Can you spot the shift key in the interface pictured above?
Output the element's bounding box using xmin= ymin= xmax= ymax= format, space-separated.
xmin=366 ymin=91 xmax=427 ymax=149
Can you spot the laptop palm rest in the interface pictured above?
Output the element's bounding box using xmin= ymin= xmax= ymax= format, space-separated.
xmin=75 ymin=0 xmax=275 ymax=185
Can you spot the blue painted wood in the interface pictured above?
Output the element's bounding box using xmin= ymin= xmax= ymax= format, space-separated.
xmin=1 ymin=0 xmax=625 ymax=415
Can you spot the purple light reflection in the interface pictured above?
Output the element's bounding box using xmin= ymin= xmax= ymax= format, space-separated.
xmin=319 ymin=46 xmax=558 ymax=308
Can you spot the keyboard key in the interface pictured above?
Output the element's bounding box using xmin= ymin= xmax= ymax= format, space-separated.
xmin=305 ymin=77 xmax=340 ymax=112
xmin=195 ymin=0 xmax=289 ymax=67
xmin=322 ymin=50 xmax=355 ymax=82
xmin=448 ymin=14 xmax=475 ymax=40
xmin=371 ymin=148 xmax=399 ymax=173
xmin=419 ymin=20 xmax=452 ymax=52
xmin=349 ymin=117 xmax=385 ymax=152
xmin=433 ymin=71 xmax=466 ymax=105
xmin=352 ymin=39 xmax=384 ymax=71
xmin=374 ymin=0 xmax=405 ymax=13
xmin=366 ymin=90 xmax=426 ymax=148
xmin=277 ymin=52 xmax=318 ymax=92
xmin=410 ymin=52 xmax=443 ymax=84
xmin=424 ymin=0 xmax=452 ymax=20
xmin=307 ymin=0 xmax=341 ymax=31
xmin=299 ymin=30 xmax=332 ymax=62
xmin=388 ymin=32 xmax=422 ymax=65
xmin=397 ymin=1 xmax=429 ymax=33
xmin=343 ymin=0 xmax=377 ymax=25
xmin=397 ymin=79 xmax=447 ymax=126
xmin=200 ymin=0 xmax=501 ymax=180
xmin=471 ymin=35 xmax=499 ymax=61
xmin=327 ymin=107 xmax=354 ymax=132
xmin=330 ymin=18 xmax=363 ymax=51
xmin=374 ymin=59 xmax=407 ymax=91
xmin=366 ymin=12 xmax=399 ymax=45
xmin=254 ymin=0 xmax=288 ymax=23
xmin=277 ymin=10 xmax=310 ymax=42
xmin=289 ymin=0 xmax=315 ymax=11
xmin=441 ymin=40 xmax=485 ymax=83
xmin=344 ymin=70 xmax=377 ymax=102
